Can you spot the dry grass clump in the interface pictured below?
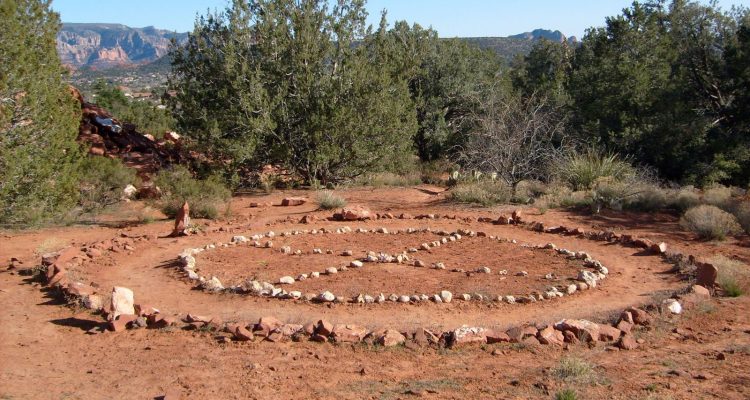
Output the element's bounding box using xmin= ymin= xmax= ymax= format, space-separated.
xmin=316 ymin=190 xmax=347 ymax=210
xmin=710 ymin=255 xmax=748 ymax=297
xmin=732 ymin=201 xmax=750 ymax=235
xmin=358 ymin=172 xmax=422 ymax=188
xmin=449 ymin=180 xmax=512 ymax=206
xmin=553 ymin=357 xmax=596 ymax=383
xmin=702 ymin=184 xmax=733 ymax=209
xmin=680 ymin=205 xmax=742 ymax=240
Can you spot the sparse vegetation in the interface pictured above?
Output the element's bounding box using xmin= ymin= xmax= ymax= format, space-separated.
xmin=77 ymin=157 xmax=138 ymax=215
xmin=553 ymin=357 xmax=595 ymax=383
xmin=556 ymin=149 xmax=635 ymax=191
xmin=449 ymin=180 xmax=512 ymax=206
xmin=154 ymin=166 xmax=231 ymax=219
xmin=555 ymin=389 xmax=579 ymax=400
xmin=316 ymin=191 xmax=347 ymax=210
xmin=710 ymin=255 xmax=748 ymax=297
xmin=680 ymin=205 xmax=742 ymax=240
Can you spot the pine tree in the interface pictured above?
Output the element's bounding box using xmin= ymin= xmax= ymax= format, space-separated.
xmin=0 ymin=0 xmax=83 ymax=225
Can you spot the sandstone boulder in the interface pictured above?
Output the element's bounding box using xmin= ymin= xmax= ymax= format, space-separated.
xmin=110 ymin=286 xmax=135 ymax=318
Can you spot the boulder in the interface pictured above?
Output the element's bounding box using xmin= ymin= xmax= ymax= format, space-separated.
xmin=110 ymin=287 xmax=135 ymax=318
xmin=451 ymin=326 xmax=487 ymax=347
xmin=439 ymin=290 xmax=453 ymax=303
xmin=256 ymin=316 xmax=283 ymax=336
xmin=554 ymin=319 xmax=600 ymax=342
xmin=507 ymin=325 xmax=539 ymax=343
xmin=626 ymin=307 xmax=653 ymax=326
xmin=108 ymin=314 xmax=138 ymax=332
xmin=281 ymin=197 xmax=306 ymax=206
xmin=537 ymin=326 xmax=565 ymax=346
xmin=340 ymin=205 xmax=372 ymax=221
xmin=485 ymin=329 xmax=511 ymax=344
xmin=170 ymin=201 xmax=190 ymax=237
xmin=696 ymin=263 xmax=719 ymax=289
xmin=331 ymin=324 xmax=368 ymax=343
xmin=618 ymin=334 xmax=638 ymax=350
xmin=598 ymin=325 xmax=622 ymax=341
xmin=377 ymin=329 xmax=406 ymax=347
xmin=316 ymin=320 xmax=335 ymax=337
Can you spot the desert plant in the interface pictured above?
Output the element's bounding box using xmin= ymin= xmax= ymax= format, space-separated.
xmin=672 ymin=186 xmax=701 ymax=211
xmin=702 ymin=184 xmax=733 ymax=210
xmin=77 ymin=157 xmax=139 ymax=214
xmin=731 ymin=202 xmax=750 ymax=235
xmin=512 ymin=180 xmax=548 ymax=204
xmin=710 ymin=255 xmax=748 ymax=297
xmin=449 ymin=180 xmax=512 ymax=206
xmin=680 ymin=205 xmax=742 ymax=240
xmin=626 ymin=185 xmax=668 ymax=212
xmin=357 ymin=172 xmax=422 ymax=188
xmin=316 ymin=191 xmax=346 ymax=210
xmin=154 ymin=166 xmax=231 ymax=219
xmin=555 ymin=389 xmax=579 ymax=400
xmin=553 ymin=357 xmax=595 ymax=383
xmin=557 ymin=148 xmax=636 ymax=191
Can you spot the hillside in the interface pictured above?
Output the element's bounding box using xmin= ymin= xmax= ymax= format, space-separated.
xmin=462 ymin=29 xmax=578 ymax=64
xmin=57 ymin=23 xmax=188 ymax=69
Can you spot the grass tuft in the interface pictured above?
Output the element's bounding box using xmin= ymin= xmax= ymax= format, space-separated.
xmin=317 ymin=191 xmax=347 ymax=210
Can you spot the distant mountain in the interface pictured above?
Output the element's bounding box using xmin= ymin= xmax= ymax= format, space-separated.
xmin=57 ymin=23 xmax=188 ymax=69
xmin=460 ymin=29 xmax=577 ymax=64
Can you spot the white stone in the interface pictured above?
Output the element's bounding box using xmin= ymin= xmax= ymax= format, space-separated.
xmin=398 ymin=295 xmax=411 ymax=303
xmin=461 ymin=293 xmax=471 ymax=301
xmin=111 ymin=286 xmax=135 ymax=318
xmin=289 ymin=291 xmax=302 ymax=299
xmin=318 ymin=291 xmax=336 ymax=302
xmin=231 ymin=235 xmax=248 ymax=243
xmin=440 ymin=290 xmax=453 ymax=303
xmin=664 ymin=299 xmax=682 ymax=314
xmin=477 ymin=266 xmax=491 ymax=274
xmin=376 ymin=293 xmax=386 ymax=303
xmin=325 ymin=267 xmax=338 ymax=275
xmin=202 ymin=276 xmax=224 ymax=291
xmin=504 ymin=295 xmax=516 ymax=304
xmin=278 ymin=276 xmax=295 ymax=284
xmin=516 ymin=271 xmax=528 ymax=277
xmin=566 ymin=284 xmax=577 ymax=295
xmin=350 ymin=261 xmax=364 ymax=268
xmin=311 ymin=271 xmax=320 ymax=278
xmin=123 ymin=184 xmax=137 ymax=198
xmin=297 ymin=274 xmax=308 ymax=281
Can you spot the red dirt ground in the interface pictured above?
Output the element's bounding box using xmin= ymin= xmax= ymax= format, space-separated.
xmin=1 ymin=186 xmax=749 ymax=399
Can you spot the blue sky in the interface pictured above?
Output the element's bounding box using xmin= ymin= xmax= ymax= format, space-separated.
xmin=52 ymin=0 xmax=750 ymax=38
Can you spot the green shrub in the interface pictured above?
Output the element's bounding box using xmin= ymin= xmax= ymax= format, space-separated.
xmin=557 ymin=148 xmax=636 ymax=190
xmin=421 ymin=159 xmax=456 ymax=185
xmin=555 ymin=389 xmax=579 ymax=400
xmin=77 ymin=157 xmax=138 ymax=214
xmin=316 ymin=191 xmax=347 ymax=210
xmin=513 ymin=180 xmax=548 ymax=204
xmin=449 ymin=180 xmax=512 ymax=206
xmin=154 ymin=166 xmax=231 ymax=219
xmin=710 ymin=255 xmax=748 ymax=297
xmin=680 ymin=205 xmax=742 ymax=240
xmin=626 ymin=185 xmax=668 ymax=212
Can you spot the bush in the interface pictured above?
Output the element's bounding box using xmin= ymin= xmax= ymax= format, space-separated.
xmin=626 ymin=185 xmax=668 ymax=212
xmin=77 ymin=157 xmax=138 ymax=214
xmin=316 ymin=191 xmax=346 ymax=210
xmin=357 ymin=172 xmax=422 ymax=188
xmin=449 ymin=180 xmax=512 ymax=206
xmin=556 ymin=148 xmax=636 ymax=191
xmin=710 ymin=255 xmax=748 ymax=297
xmin=731 ymin=201 xmax=750 ymax=235
xmin=702 ymin=184 xmax=732 ymax=210
xmin=513 ymin=180 xmax=548 ymax=204
xmin=672 ymin=187 xmax=701 ymax=212
xmin=154 ymin=166 xmax=231 ymax=219
xmin=680 ymin=205 xmax=742 ymax=240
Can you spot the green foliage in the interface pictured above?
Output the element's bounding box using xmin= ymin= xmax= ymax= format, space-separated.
xmin=154 ymin=166 xmax=230 ymax=219
xmin=511 ymin=38 xmax=573 ymax=107
xmin=553 ymin=357 xmax=595 ymax=383
xmin=449 ymin=180 xmax=512 ymax=206
xmin=77 ymin=157 xmax=138 ymax=213
xmin=169 ymin=0 xmax=417 ymax=185
xmin=556 ymin=148 xmax=636 ymax=191
xmin=92 ymin=80 xmax=175 ymax=139
xmin=680 ymin=205 xmax=742 ymax=240
xmin=733 ymin=202 xmax=750 ymax=235
xmin=567 ymin=1 xmax=750 ymax=186
xmin=316 ymin=191 xmax=346 ymax=210
xmin=0 ymin=0 xmax=84 ymax=226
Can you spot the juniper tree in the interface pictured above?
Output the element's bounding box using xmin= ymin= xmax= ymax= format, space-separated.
xmin=0 ymin=0 xmax=83 ymax=225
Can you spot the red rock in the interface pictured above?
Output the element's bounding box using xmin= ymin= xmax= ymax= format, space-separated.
xmin=300 ymin=215 xmax=317 ymax=224
xmin=554 ymin=320 xmax=600 ymax=342
xmin=310 ymin=334 xmax=328 ymax=342
xmin=598 ymin=325 xmax=622 ymax=341
xmin=616 ymin=320 xmax=634 ymax=335
xmin=537 ymin=326 xmax=565 ymax=346
xmin=618 ymin=334 xmax=638 ymax=350
xmin=451 ymin=326 xmax=488 ymax=347
xmin=281 ymin=197 xmax=306 ymax=206
xmin=486 ymin=329 xmax=511 ymax=344
xmin=136 ymin=183 xmax=162 ymax=200
xmin=331 ymin=324 xmax=368 ymax=343
xmin=274 ymin=324 xmax=303 ymax=337
xmin=340 ymin=205 xmax=371 ymax=221
xmin=399 ymin=213 xmax=414 ymax=219
xmin=186 ymin=314 xmax=212 ymax=323
xmin=135 ymin=304 xmax=159 ymax=317
xmin=148 ymin=315 xmax=176 ymax=329
xmin=85 ymin=248 xmax=103 ymax=258
xmin=562 ymin=330 xmax=579 ymax=344
xmin=511 ymin=210 xmax=523 ymax=223
xmin=255 ymin=316 xmax=283 ymax=336
xmin=523 ymin=336 xmax=541 ymax=346
xmin=626 ymin=307 xmax=653 ymax=326
xmin=89 ymin=146 xmax=105 ymax=156
xmin=650 ymin=242 xmax=668 ymax=254
xmin=377 ymin=329 xmax=406 ymax=347
xmin=48 ymin=270 xmax=69 ymax=287
xmin=109 ymin=314 xmax=138 ymax=332
xmin=496 ymin=215 xmax=513 ymax=225
xmin=506 ymin=325 xmax=539 ymax=343
xmin=65 ymin=282 xmax=95 ymax=297
xmin=315 ymin=319 xmax=334 ymax=337
xmin=234 ymin=325 xmax=254 ymax=341
xmin=170 ymin=201 xmax=190 ymax=237
xmin=696 ymin=263 xmax=718 ymax=289
xmin=413 ymin=328 xmax=440 ymax=345
xmin=619 ymin=311 xmax=634 ymax=324
xmin=302 ymin=322 xmax=316 ymax=335
xmin=266 ymin=332 xmax=285 ymax=342
xmin=690 ymin=285 xmax=711 ymax=298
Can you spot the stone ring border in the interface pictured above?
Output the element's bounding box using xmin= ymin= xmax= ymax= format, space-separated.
xmin=42 ymin=211 xmax=714 ymax=350
xmin=176 ymin=224 xmax=610 ymax=305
